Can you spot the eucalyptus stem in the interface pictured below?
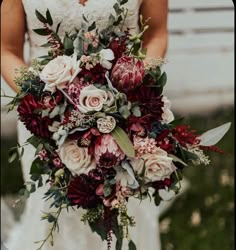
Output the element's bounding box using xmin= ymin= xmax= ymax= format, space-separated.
xmin=35 ymin=206 xmax=63 ymax=250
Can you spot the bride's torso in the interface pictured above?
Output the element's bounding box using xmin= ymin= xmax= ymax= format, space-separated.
xmin=22 ymin=0 xmax=142 ymax=59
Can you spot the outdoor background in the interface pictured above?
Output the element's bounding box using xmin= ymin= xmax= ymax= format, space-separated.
xmin=1 ymin=0 xmax=234 ymax=249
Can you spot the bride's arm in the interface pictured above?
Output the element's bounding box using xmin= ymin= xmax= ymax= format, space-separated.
xmin=140 ymin=0 xmax=168 ymax=58
xmin=1 ymin=0 xmax=27 ymax=93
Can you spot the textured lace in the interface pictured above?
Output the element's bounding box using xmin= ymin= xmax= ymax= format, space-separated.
xmin=22 ymin=0 xmax=143 ymax=59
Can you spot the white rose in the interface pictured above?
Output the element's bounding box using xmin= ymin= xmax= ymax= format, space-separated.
xmin=58 ymin=140 xmax=96 ymax=176
xmin=40 ymin=53 xmax=81 ymax=92
xmin=142 ymin=147 xmax=176 ymax=182
xmin=161 ymin=96 xmax=174 ymax=123
xmin=78 ymin=85 xmax=108 ymax=113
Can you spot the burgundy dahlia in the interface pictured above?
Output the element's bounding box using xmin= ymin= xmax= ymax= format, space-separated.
xmin=17 ymin=94 xmax=53 ymax=138
xmin=78 ymin=64 xmax=107 ymax=84
xmin=94 ymin=134 xmax=125 ymax=168
xmin=67 ymin=175 xmax=102 ymax=209
xmin=111 ymin=56 xmax=145 ymax=93
xmin=127 ymin=86 xmax=164 ymax=120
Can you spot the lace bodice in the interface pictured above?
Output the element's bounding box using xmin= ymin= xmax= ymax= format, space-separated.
xmin=22 ymin=0 xmax=143 ymax=59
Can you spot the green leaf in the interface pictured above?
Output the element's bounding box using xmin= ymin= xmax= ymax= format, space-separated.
xmin=48 ymin=214 xmax=56 ymax=223
xmin=40 ymin=42 xmax=52 ymax=48
xmin=29 ymin=183 xmax=36 ymax=193
xmin=103 ymin=182 xmax=112 ymax=197
xmin=8 ymin=147 xmax=18 ymax=163
xmin=63 ymin=35 xmax=74 ymax=51
xmin=35 ymin=10 xmax=47 ymax=23
xmin=46 ymin=9 xmax=53 ymax=26
xmin=38 ymin=176 xmax=43 ymax=188
xmin=154 ymin=192 xmax=162 ymax=206
xmin=128 ymin=240 xmax=137 ymax=250
xmin=88 ymin=21 xmax=96 ymax=31
xmin=56 ymin=22 xmax=62 ymax=34
xmin=27 ymin=135 xmax=41 ymax=148
xmin=168 ymin=154 xmax=187 ymax=166
xmin=116 ymin=238 xmax=123 ymax=250
xmin=158 ymin=72 xmax=167 ymax=87
xmin=120 ymin=0 xmax=128 ymax=5
xmin=89 ymin=219 xmax=107 ymax=241
xmin=33 ymin=28 xmax=49 ymax=36
xmin=113 ymin=15 xmax=123 ymax=26
xmin=178 ymin=145 xmax=199 ymax=163
xmin=111 ymin=126 xmax=135 ymax=158
xmin=131 ymin=105 xmax=141 ymax=117
xmin=82 ymin=14 xmax=88 ymax=22
xmin=113 ymin=3 xmax=122 ymax=15
xmin=168 ymin=117 xmax=184 ymax=127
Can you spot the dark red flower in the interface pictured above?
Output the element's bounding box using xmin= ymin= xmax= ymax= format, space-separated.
xmin=67 ymin=175 xmax=102 ymax=209
xmin=127 ymin=86 xmax=164 ymax=120
xmin=78 ymin=64 xmax=107 ymax=84
xmin=108 ymin=35 xmax=127 ymax=62
xmin=172 ymin=125 xmax=200 ymax=148
xmin=111 ymin=56 xmax=145 ymax=93
xmin=152 ymin=178 xmax=172 ymax=190
xmin=40 ymin=90 xmax=63 ymax=110
xmin=155 ymin=129 xmax=174 ymax=153
xmin=126 ymin=115 xmax=152 ymax=135
xmin=17 ymin=94 xmax=53 ymax=138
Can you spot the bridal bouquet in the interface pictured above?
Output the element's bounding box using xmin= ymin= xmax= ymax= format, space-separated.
xmin=6 ymin=1 xmax=230 ymax=249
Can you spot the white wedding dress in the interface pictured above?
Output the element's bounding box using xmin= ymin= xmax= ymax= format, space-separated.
xmin=6 ymin=0 xmax=163 ymax=249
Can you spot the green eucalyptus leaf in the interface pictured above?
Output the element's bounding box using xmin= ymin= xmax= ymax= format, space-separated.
xmin=46 ymin=9 xmax=53 ymax=26
xmin=119 ymin=105 xmax=131 ymax=119
xmin=56 ymin=22 xmax=62 ymax=34
xmin=103 ymin=183 xmax=112 ymax=197
xmin=128 ymin=240 xmax=137 ymax=250
xmin=63 ymin=35 xmax=74 ymax=50
xmin=158 ymin=72 xmax=167 ymax=87
xmin=113 ymin=3 xmax=122 ymax=15
xmin=27 ymin=135 xmax=41 ymax=148
xmin=169 ymin=154 xmax=187 ymax=166
xmin=35 ymin=10 xmax=47 ymax=23
xmin=111 ymin=126 xmax=135 ymax=158
xmin=131 ymin=105 xmax=141 ymax=117
xmin=113 ymin=15 xmax=123 ymax=26
xmin=88 ymin=21 xmax=96 ymax=31
xmin=120 ymin=0 xmax=128 ymax=5
xmin=40 ymin=42 xmax=52 ymax=48
xmin=33 ymin=28 xmax=49 ymax=36
xmin=29 ymin=183 xmax=36 ymax=193
xmin=8 ymin=147 xmax=18 ymax=164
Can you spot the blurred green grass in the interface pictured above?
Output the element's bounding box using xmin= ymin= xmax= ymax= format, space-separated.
xmin=1 ymin=107 xmax=234 ymax=249
xmin=160 ymin=107 xmax=234 ymax=250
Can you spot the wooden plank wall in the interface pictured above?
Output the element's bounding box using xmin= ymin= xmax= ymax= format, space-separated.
xmin=163 ymin=0 xmax=234 ymax=114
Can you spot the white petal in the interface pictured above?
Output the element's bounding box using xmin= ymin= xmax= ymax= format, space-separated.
xmin=100 ymin=49 xmax=114 ymax=60
xmin=158 ymin=189 xmax=176 ymax=201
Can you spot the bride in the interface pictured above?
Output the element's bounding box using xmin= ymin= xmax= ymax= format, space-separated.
xmin=1 ymin=0 xmax=169 ymax=249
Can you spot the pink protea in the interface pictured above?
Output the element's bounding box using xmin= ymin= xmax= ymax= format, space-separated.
xmin=94 ymin=134 xmax=125 ymax=168
xmin=111 ymin=56 xmax=145 ymax=93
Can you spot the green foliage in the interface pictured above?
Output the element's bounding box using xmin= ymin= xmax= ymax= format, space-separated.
xmin=111 ymin=126 xmax=135 ymax=158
